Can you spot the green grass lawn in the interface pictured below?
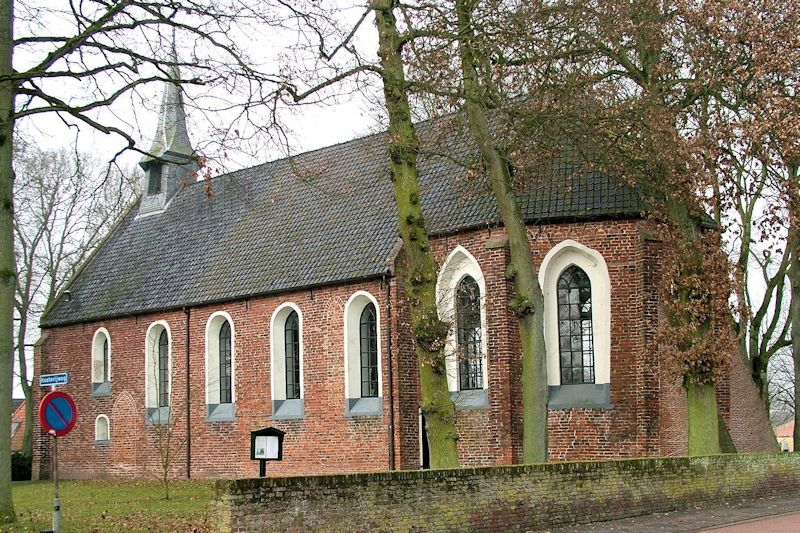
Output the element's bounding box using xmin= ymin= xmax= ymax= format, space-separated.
xmin=3 ymin=479 xmax=214 ymax=532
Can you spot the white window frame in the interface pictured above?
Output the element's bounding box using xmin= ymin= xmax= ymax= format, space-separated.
xmin=205 ymin=311 xmax=236 ymax=421
xmin=270 ymin=303 xmax=305 ymax=401
xmin=538 ymin=239 xmax=611 ymax=387
xmin=343 ymin=291 xmax=383 ymax=415
xmin=435 ymin=245 xmax=488 ymax=393
xmin=144 ymin=320 xmax=172 ymax=413
xmin=95 ymin=414 xmax=110 ymax=442
xmin=91 ymin=327 xmax=111 ymax=383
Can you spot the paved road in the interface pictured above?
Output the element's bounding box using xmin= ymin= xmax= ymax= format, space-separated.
xmin=546 ymin=494 xmax=800 ymax=532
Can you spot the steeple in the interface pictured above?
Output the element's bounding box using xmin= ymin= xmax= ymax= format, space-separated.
xmin=138 ymin=33 xmax=198 ymax=216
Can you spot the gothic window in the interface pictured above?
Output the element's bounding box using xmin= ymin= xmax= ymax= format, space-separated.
xmin=205 ymin=312 xmax=236 ymax=420
xmin=270 ymin=303 xmax=304 ymax=419
xmin=219 ymin=321 xmax=232 ymax=403
xmin=436 ymin=245 xmax=488 ymax=406
xmin=456 ymin=276 xmax=483 ymax=390
xmin=360 ymin=303 xmax=379 ymax=398
xmin=145 ymin=321 xmax=171 ymax=423
xmin=91 ymin=328 xmax=111 ymax=394
xmin=102 ymin=338 xmax=109 ymax=383
xmin=158 ymin=329 xmax=170 ymax=407
xmin=284 ymin=311 xmax=300 ymax=400
xmin=557 ymin=265 xmax=595 ymax=384
xmin=344 ymin=291 xmax=382 ymax=415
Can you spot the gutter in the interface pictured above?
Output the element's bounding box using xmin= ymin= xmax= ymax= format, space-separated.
xmin=384 ymin=272 xmax=396 ymax=471
xmin=184 ymin=306 xmax=191 ymax=479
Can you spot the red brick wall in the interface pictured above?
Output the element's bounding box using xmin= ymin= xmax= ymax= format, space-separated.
xmin=32 ymin=217 xmax=772 ymax=480
xmin=34 ymin=279 xmax=395 ymax=479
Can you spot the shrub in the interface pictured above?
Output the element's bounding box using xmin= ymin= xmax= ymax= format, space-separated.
xmin=12 ymin=452 xmax=31 ymax=481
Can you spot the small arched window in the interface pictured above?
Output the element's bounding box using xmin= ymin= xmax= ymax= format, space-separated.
xmin=219 ymin=321 xmax=232 ymax=404
xmin=91 ymin=328 xmax=112 ymax=396
xmin=285 ymin=311 xmax=300 ymax=400
xmin=456 ymin=276 xmax=483 ymax=390
xmin=557 ymin=265 xmax=594 ymax=384
xmin=95 ymin=415 xmax=110 ymax=442
xmin=360 ymin=303 xmax=378 ymax=398
xmin=158 ymin=329 xmax=170 ymax=407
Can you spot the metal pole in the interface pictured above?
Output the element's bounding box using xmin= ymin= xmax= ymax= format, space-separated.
xmin=52 ymin=432 xmax=61 ymax=533
xmin=259 ymin=460 xmax=266 ymax=477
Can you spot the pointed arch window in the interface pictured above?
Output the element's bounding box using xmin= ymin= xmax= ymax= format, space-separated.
xmin=158 ymin=329 xmax=170 ymax=407
xmin=205 ymin=312 xmax=236 ymax=421
xmin=344 ymin=291 xmax=382 ymax=416
xmin=456 ymin=275 xmax=483 ymax=390
xmin=270 ymin=303 xmax=304 ymax=419
xmin=219 ymin=321 xmax=232 ymax=404
xmin=557 ymin=265 xmax=595 ymax=384
xmin=285 ymin=311 xmax=300 ymax=400
xmin=92 ymin=328 xmax=112 ymax=396
xmin=102 ymin=338 xmax=109 ymax=383
xmin=360 ymin=303 xmax=379 ymax=398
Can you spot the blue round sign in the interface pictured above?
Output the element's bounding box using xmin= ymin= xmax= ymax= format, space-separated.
xmin=38 ymin=391 xmax=77 ymax=437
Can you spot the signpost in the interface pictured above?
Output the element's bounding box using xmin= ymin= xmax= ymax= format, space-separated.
xmin=38 ymin=389 xmax=77 ymax=533
xmin=39 ymin=373 xmax=69 ymax=387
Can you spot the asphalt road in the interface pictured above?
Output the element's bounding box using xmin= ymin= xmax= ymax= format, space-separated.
xmin=546 ymin=494 xmax=800 ymax=532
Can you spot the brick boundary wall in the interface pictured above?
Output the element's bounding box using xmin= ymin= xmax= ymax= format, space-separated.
xmin=213 ymin=453 xmax=800 ymax=532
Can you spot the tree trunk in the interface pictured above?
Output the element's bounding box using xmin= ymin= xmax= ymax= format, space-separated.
xmin=789 ymin=164 xmax=800 ymax=449
xmin=665 ymin=197 xmax=722 ymax=456
xmin=686 ymin=380 xmax=721 ymax=455
xmin=0 ymin=0 xmax=15 ymax=520
xmin=15 ymin=310 xmax=32 ymax=458
xmin=455 ymin=0 xmax=548 ymax=463
xmin=371 ymin=0 xmax=459 ymax=469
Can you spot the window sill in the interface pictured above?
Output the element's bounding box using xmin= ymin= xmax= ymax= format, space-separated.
xmin=92 ymin=382 xmax=111 ymax=397
xmin=146 ymin=407 xmax=172 ymax=425
xmin=451 ymin=389 xmax=488 ymax=410
xmin=345 ymin=397 xmax=382 ymax=417
xmin=95 ymin=439 xmax=111 ymax=446
xmin=207 ymin=403 xmax=235 ymax=422
xmin=272 ymin=399 xmax=304 ymax=420
xmin=548 ymin=384 xmax=611 ymax=409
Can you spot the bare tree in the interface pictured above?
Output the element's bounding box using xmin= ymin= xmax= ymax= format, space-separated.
xmin=13 ymin=142 xmax=135 ymax=461
xmin=0 ymin=0 xmax=301 ymax=521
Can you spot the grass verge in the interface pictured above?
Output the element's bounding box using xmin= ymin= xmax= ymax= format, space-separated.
xmin=3 ymin=479 xmax=213 ymax=532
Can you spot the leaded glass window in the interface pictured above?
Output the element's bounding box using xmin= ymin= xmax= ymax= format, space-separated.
xmin=157 ymin=330 xmax=170 ymax=407
xmin=557 ymin=265 xmax=595 ymax=384
xmin=360 ymin=303 xmax=379 ymax=398
xmin=456 ymin=275 xmax=483 ymax=390
xmin=219 ymin=321 xmax=232 ymax=403
xmin=285 ymin=311 xmax=300 ymax=400
xmin=102 ymin=337 xmax=109 ymax=382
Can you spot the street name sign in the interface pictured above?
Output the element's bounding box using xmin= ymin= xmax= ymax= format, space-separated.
xmin=39 ymin=373 xmax=69 ymax=387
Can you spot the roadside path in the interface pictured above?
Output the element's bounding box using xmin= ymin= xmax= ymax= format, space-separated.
xmin=545 ymin=494 xmax=800 ymax=532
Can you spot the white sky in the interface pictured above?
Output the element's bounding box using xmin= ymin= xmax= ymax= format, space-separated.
xmin=14 ymin=1 xmax=382 ymax=397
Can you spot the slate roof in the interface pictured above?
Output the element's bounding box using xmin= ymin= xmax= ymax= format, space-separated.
xmin=41 ymin=117 xmax=643 ymax=327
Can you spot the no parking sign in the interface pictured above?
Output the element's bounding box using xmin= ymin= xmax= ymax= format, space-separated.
xmin=38 ymin=391 xmax=77 ymax=437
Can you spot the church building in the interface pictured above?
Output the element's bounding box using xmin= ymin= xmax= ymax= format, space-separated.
xmin=31 ymin=67 xmax=775 ymax=480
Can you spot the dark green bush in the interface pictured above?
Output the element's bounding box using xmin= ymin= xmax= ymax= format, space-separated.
xmin=11 ymin=452 xmax=31 ymax=481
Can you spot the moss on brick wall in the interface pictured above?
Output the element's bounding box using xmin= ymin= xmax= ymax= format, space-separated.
xmin=214 ymin=453 xmax=800 ymax=532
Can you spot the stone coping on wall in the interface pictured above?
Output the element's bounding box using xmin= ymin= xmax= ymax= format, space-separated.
xmin=214 ymin=453 xmax=800 ymax=532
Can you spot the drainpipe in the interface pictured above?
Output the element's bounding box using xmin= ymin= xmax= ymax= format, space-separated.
xmin=184 ymin=306 xmax=191 ymax=479
xmin=384 ymin=273 xmax=396 ymax=470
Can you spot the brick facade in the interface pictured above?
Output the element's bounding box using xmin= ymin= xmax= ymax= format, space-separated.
xmin=32 ymin=218 xmax=773 ymax=480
